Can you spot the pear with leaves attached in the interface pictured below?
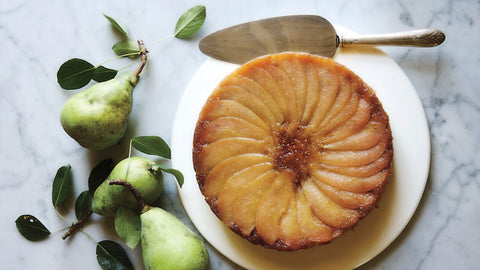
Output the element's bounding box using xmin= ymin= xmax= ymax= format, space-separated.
xmin=92 ymin=156 xmax=163 ymax=216
xmin=110 ymin=180 xmax=210 ymax=270
xmin=60 ymin=41 xmax=147 ymax=151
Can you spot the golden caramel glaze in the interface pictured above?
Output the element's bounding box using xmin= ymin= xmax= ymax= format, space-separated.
xmin=193 ymin=52 xmax=393 ymax=251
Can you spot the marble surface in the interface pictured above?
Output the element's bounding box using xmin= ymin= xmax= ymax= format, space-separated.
xmin=1 ymin=0 xmax=478 ymax=269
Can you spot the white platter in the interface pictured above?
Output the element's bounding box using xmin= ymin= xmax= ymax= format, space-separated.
xmin=171 ymin=27 xmax=430 ymax=269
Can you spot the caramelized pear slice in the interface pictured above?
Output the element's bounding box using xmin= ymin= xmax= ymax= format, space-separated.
xmin=202 ymin=154 xmax=272 ymax=202
xmin=319 ymin=98 xmax=371 ymax=145
xmin=243 ymin=66 xmax=289 ymax=119
xmin=300 ymin=60 xmax=320 ymax=124
xmin=276 ymin=55 xmax=307 ymax=119
xmin=199 ymin=100 xmax=269 ymax=131
xmin=323 ymin=120 xmax=387 ymax=151
xmin=307 ymin=65 xmax=340 ymax=131
xmin=318 ymin=91 xmax=360 ymax=136
xmin=230 ymin=170 xmax=278 ymax=236
xmin=197 ymin=117 xmax=272 ymax=144
xmin=302 ymin=178 xmax=360 ymax=229
xmin=317 ymin=148 xmax=393 ymax=177
xmin=311 ymin=167 xmax=389 ymax=193
xmin=314 ymin=135 xmax=389 ymax=166
xmin=317 ymin=75 xmax=353 ymax=130
xmin=223 ymin=76 xmax=284 ymax=124
xmin=312 ymin=176 xmax=376 ymax=209
xmin=296 ymin=188 xmax=335 ymax=243
xmin=217 ymin=163 xmax=274 ymax=227
xmin=277 ymin=191 xmax=302 ymax=248
xmin=262 ymin=64 xmax=299 ymax=122
xmin=194 ymin=138 xmax=267 ymax=175
xmin=255 ymin=173 xmax=295 ymax=246
xmin=215 ymin=85 xmax=278 ymax=126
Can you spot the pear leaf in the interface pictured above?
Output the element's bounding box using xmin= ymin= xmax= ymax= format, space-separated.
xmin=75 ymin=190 xmax=92 ymax=220
xmin=174 ymin=5 xmax=206 ymax=38
xmin=112 ymin=40 xmax=140 ymax=59
xmin=151 ymin=164 xmax=184 ymax=188
xmin=88 ymin=158 xmax=114 ymax=196
xmin=57 ymin=58 xmax=95 ymax=90
xmin=104 ymin=14 xmax=129 ymax=38
xmin=132 ymin=136 xmax=171 ymax=159
xmin=115 ymin=207 xmax=141 ymax=250
xmin=15 ymin=215 xmax=51 ymax=241
xmin=96 ymin=240 xmax=134 ymax=270
xmin=93 ymin=66 xmax=118 ymax=82
xmin=52 ymin=165 xmax=73 ymax=208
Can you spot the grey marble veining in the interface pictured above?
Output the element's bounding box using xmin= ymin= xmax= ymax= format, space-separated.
xmin=1 ymin=0 xmax=478 ymax=269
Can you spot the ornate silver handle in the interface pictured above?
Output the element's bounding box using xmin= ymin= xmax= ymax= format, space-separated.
xmin=339 ymin=29 xmax=446 ymax=47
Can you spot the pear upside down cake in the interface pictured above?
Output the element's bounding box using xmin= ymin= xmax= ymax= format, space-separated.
xmin=193 ymin=52 xmax=393 ymax=251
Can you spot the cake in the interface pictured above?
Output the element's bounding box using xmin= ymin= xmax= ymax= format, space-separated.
xmin=192 ymin=52 xmax=393 ymax=251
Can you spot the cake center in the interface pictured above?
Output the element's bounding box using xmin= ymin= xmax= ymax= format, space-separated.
xmin=272 ymin=123 xmax=311 ymax=184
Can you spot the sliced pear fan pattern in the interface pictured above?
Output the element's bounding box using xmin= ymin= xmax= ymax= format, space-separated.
xmin=193 ymin=52 xmax=393 ymax=251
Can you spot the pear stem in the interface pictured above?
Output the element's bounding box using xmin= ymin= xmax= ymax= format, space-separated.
xmin=133 ymin=39 xmax=148 ymax=79
xmin=108 ymin=179 xmax=147 ymax=213
xmin=62 ymin=210 xmax=93 ymax=240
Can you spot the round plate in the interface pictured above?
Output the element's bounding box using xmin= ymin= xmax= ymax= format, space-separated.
xmin=171 ymin=27 xmax=430 ymax=269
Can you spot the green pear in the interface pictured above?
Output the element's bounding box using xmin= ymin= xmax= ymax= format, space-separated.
xmin=141 ymin=207 xmax=210 ymax=270
xmin=60 ymin=74 xmax=137 ymax=150
xmin=92 ymin=157 xmax=163 ymax=216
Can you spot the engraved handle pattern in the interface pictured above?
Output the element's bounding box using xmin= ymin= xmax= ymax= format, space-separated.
xmin=339 ymin=29 xmax=446 ymax=47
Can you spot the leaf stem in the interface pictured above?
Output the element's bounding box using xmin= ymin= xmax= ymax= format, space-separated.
xmin=108 ymin=180 xmax=147 ymax=213
xmin=79 ymin=228 xmax=99 ymax=245
xmin=62 ymin=210 xmax=93 ymax=240
xmin=51 ymin=226 xmax=71 ymax=234
xmin=55 ymin=208 xmax=76 ymax=224
xmin=117 ymin=60 xmax=139 ymax=72
xmin=97 ymin=52 xmax=140 ymax=67
xmin=133 ymin=40 xmax=148 ymax=78
xmin=145 ymin=35 xmax=173 ymax=48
